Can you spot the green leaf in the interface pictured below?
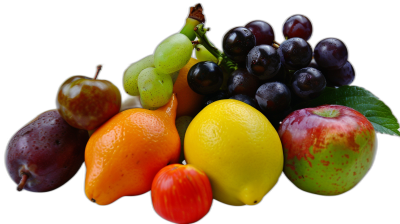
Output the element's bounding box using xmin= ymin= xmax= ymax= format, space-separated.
xmin=298 ymin=86 xmax=400 ymax=136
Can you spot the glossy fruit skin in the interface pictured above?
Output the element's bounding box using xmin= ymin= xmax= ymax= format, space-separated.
xmin=314 ymin=38 xmax=348 ymax=70
xmin=151 ymin=164 xmax=213 ymax=224
xmin=255 ymin=82 xmax=291 ymax=114
xmin=185 ymin=100 xmax=283 ymax=206
xmin=56 ymin=76 xmax=121 ymax=130
xmin=222 ymin=27 xmax=256 ymax=64
xmin=283 ymin=15 xmax=313 ymax=41
xmin=291 ymin=67 xmax=326 ymax=100
xmin=154 ymin=33 xmax=193 ymax=75
xmin=245 ymin=20 xmax=275 ymax=46
xmin=6 ymin=110 xmax=89 ymax=192
xmin=278 ymin=37 xmax=312 ymax=70
xmin=278 ymin=105 xmax=377 ymax=195
xmin=187 ymin=61 xmax=223 ymax=95
xmin=246 ymin=45 xmax=281 ymax=81
xmin=85 ymin=95 xmax=180 ymax=205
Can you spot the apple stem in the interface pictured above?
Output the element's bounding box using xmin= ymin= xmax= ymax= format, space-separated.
xmin=17 ymin=173 xmax=29 ymax=191
xmin=94 ymin=65 xmax=102 ymax=80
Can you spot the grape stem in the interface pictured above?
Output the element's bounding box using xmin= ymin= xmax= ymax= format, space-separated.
xmin=17 ymin=173 xmax=29 ymax=191
xmin=94 ymin=65 xmax=102 ymax=80
xmin=272 ymin=40 xmax=280 ymax=50
xmin=273 ymin=40 xmax=280 ymax=46
xmin=180 ymin=4 xmax=205 ymax=41
xmin=193 ymin=24 xmax=238 ymax=74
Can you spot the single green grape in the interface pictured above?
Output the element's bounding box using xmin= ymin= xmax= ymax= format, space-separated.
xmin=139 ymin=96 xmax=159 ymax=110
xmin=195 ymin=44 xmax=218 ymax=63
xmin=175 ymin=116 xmax=193 ymax=163
xmin=154 ymin=33 xmax=193 ymax=75
xmin=123 ymin=55 xmax=154 ymax=96
xmin=138 ymin=67 xmax=173 ymax=109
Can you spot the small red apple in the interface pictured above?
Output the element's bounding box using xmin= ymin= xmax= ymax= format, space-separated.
xmin=151 ymin=164 xmax=213 ymax=224
xmin=56 ymin=65 xmax=121 ymax=130
xmin=278 ymin=105 xmax=377 ymax=195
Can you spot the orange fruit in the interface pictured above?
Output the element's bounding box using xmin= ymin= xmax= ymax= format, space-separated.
xmin=85 ymin=94 xmax=180 ymax=205
xmin=174 ymin=58 xmax=204 ymax=117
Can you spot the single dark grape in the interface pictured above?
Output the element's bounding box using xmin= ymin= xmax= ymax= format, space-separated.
xmin=314 ymin=38 xmax=348 ymax=70
xmin=202 ymin=90 xmax=229 ymax=108
xmin=222 ymin=27 xmax=256 ymax=64
xmin=323 ymin=61 xmax=355 ymax=87
xmin=187 ymin=61 xmax=223 ymax=95
xmin=291 ymin=67 xmax=326 ymax=100
xmin=245 ymin=20 xmax=275 ymax=46
xmin=278 ymin=38 xmax=312 ymax=70
xmin=230 ymin=94 xmax=258 ymax=108
xmin=227 ymin=68 xmax=260 ymax=97
xmin=255 ymin=82 xmax=291 ymax=114
xmin=283 ymin=15 xmax=313 ymax=41
xmin=246 ymin=45 xmax=281 ymax=81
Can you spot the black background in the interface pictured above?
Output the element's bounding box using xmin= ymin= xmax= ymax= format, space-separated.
xmin=1 ymin=0 xmax=399 ymax=223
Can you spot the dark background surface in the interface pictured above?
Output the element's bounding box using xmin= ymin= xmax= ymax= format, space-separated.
xmin=0 ymin=1 xmax=400 ymax=223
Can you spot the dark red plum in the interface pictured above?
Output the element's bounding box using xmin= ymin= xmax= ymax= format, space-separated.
xmin=6 ymin=110 xmax=89 ymax=192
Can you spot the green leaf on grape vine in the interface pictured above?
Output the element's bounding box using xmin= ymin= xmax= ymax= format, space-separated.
xmin=299 ymin=86 xmax=400 ymax=136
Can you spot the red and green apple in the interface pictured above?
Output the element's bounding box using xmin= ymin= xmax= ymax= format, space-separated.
xmin=278 ymin=105 xmax=377 ymax=195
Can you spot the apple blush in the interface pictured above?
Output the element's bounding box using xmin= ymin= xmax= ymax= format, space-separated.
xmin=278 ymin=105 xmax=377 ymax=195
xmin=56 ymin=65 xmax=121 ymax=130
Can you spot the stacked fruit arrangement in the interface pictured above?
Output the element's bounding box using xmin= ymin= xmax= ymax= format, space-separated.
xmin=5 ymin=4 xmax=399 ymax=224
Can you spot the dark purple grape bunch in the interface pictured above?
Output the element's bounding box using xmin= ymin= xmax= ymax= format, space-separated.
xmin=313 ymin=38 xmax=355 ymax=87
xmin=222 ymin=19 xmax=293 ymax=126
xmin=222 ymin=20 xmax=286 ymax=111
xmin=281 ymin=14 xmax=354 ymax=87
xmin=222 ymin=20 xmax=282 ymax=81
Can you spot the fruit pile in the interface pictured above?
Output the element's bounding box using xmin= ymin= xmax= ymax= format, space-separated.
xmin=5 ymin=4 xmax=399 ymax=224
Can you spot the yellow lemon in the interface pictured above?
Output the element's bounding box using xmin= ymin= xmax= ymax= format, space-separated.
xmin=184 ymin=99 xmax=283 ymax=206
